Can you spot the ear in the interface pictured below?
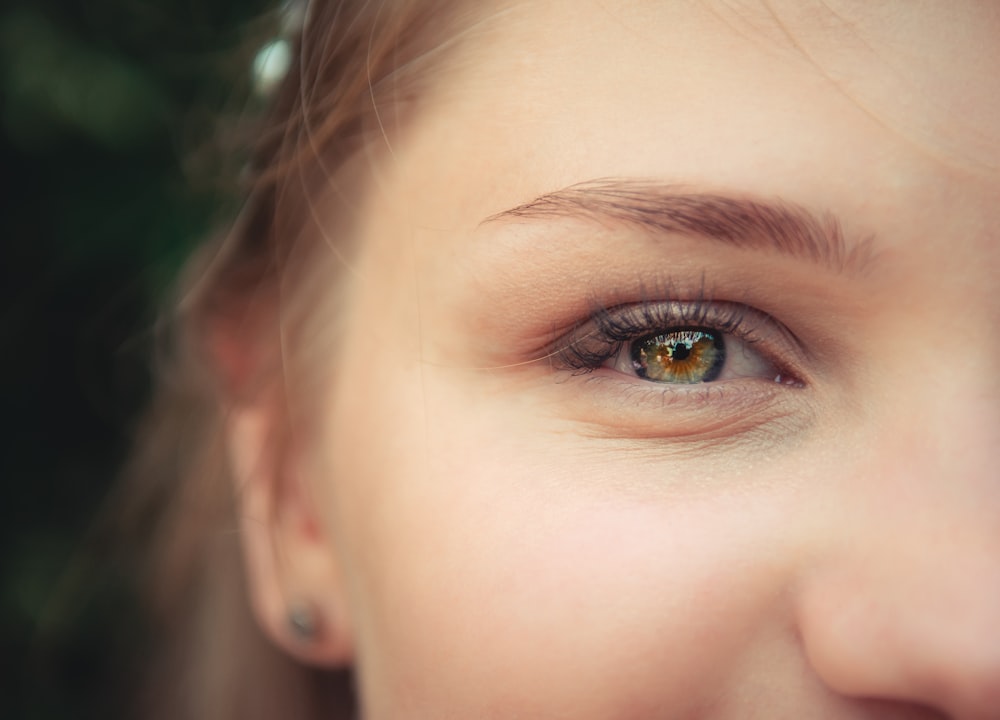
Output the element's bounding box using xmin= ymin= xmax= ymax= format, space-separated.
xmin=226 ymin=399 xmax=354 ymax=667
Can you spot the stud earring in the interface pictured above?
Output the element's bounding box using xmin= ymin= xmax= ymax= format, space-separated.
xmin=287 ymin=601 xmax=321 ymax=642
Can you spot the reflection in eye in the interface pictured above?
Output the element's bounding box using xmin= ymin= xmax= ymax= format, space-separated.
xmin=631 ymin=329 xmax=724 ymax=383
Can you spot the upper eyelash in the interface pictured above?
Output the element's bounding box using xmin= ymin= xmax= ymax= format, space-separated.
xmin=554 ymin=299 xmax=771 ymax=374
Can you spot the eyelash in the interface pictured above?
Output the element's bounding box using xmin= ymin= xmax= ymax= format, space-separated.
xmin=553 ymin=298 xmax=804 ymax=386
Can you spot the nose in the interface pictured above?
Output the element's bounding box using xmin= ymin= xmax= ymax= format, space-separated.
xmin=794 ymin=382 xmax=1000 ymax=719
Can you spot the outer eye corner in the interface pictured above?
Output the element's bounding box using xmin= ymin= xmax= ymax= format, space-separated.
xmin=771 ymin=372 xmax=806 ymax=389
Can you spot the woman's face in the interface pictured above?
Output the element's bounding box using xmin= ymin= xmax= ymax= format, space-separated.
xmin=294 ymin=1 xmax=1000 ymax=717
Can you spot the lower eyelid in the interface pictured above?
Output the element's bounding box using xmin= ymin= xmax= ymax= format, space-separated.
xmin=553 ymin=369 xmax=812 ymax=443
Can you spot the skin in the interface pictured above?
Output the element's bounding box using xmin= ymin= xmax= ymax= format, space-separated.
xmin=231 ymin=1 xmax=1000 ymax=718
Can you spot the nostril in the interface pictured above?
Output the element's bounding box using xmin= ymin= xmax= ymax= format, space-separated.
xmin=859 ymin=698 xmax=949 ymax=720
xmin=947 ymin=664 xmax=1000 ymax=720
xmin=913 ymin=642 xmax=1000 ymax=720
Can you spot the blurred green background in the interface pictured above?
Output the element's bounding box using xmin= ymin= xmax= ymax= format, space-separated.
xmin=1 ymin=1 xmax=288 ymax=716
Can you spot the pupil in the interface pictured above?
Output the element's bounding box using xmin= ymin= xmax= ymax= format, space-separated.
xmin=631 ymin=328 xmax=725 ymax=383
xmin=671 ymin=342 xmax=691 ymax=361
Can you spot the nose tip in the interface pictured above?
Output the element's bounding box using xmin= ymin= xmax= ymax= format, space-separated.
xmin=791 ymin=370 xmax=1000 ymax=718
xmin=797 ymin=558 xmax=1000 ymax=720
xmin=793 ymin=422 xmax=1000 ymax=718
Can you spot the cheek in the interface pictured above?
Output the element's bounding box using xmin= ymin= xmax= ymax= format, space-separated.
xmin=321 ymin=350 xmax=803 ymax=717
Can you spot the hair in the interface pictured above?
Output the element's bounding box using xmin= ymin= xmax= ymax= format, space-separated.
xmin=122 ymin=2 xmax=489 ymax=717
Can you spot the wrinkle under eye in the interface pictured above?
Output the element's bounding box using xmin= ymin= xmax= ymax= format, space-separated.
xmin=631 ymin=328 xmax=725 ymax=383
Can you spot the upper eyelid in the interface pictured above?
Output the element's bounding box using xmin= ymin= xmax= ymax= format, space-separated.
xmin=591 ymin=301 xmax=759 ymax=339
xmin=581 ymin=300 xmax=776 ymax=350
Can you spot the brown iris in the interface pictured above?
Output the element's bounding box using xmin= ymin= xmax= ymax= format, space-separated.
xmin=630 ymin=328 xmax=725 ymax=383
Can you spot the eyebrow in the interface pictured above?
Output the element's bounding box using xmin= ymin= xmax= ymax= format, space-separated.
xmin=482 ymin=179 xmax=874 ymax=274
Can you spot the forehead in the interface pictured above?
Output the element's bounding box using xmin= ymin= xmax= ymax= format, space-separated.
xmin=371 ymin=0 xmax=998 ymax=269
xmin=401 ymin=0 xmax=1000 ymax=167
xmin=714 ymin=0 xmax=1000 ymax=173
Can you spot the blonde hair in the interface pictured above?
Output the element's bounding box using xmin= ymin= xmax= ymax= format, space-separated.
xmin=123 ymin=2 xmax=482 ymax=717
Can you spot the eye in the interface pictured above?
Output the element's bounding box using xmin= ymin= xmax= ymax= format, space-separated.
xmin=555 ymin=300 xmax=804 ymax=388
xmin=607 ymin=326 xmax=786 ymax=384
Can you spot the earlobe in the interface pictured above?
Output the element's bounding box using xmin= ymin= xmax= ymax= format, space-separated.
xmin=226 ymin=401 xmax=354 ymax=667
